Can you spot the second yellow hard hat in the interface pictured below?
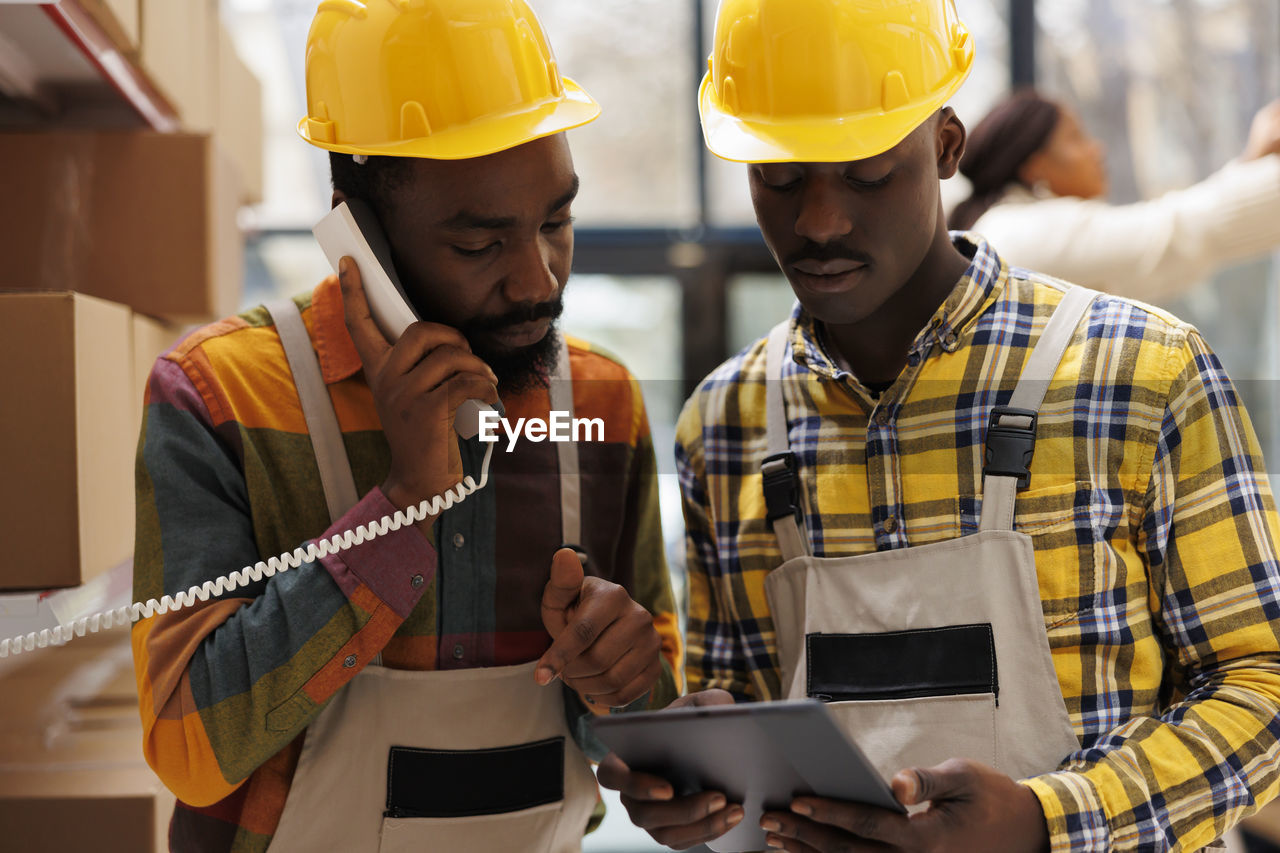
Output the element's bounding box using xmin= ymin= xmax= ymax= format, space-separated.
xmin=700 ymin=0 xmax=975 ymax=163
xmin=299 ymin=0 xmax=600 ymax=160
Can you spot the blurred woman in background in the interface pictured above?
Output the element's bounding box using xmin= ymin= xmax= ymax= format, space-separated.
xmin=950 ymin=90 xmax=1280 ymax=303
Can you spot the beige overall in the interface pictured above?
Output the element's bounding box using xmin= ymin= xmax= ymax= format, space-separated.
xmin=760 ymin=287 xmax=1097 ymax=784
xmin=262 ymin=300 xmax=597 ymax=853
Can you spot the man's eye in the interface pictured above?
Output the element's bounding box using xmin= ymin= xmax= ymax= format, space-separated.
xmin=756 ymin=167 xmax=801 ymax=191
xmin=542 ymin=216 xmax=575 ymax=233
xmin=847 ymin=172 xmax=892 ymax=189
xmin=452 ymin=242 xmax=499 ymax=257
xmin=758 ymin=173 xmax=801 ymax=192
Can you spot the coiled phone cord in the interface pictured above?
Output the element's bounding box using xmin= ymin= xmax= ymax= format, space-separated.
xmin=0 ymin=444 xmax=495 ymax=659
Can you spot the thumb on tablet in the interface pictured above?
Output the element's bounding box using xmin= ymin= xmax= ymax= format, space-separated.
xmin=667 ymin=689 xmax=735 ymax=710
xmin=892 ymin=758 xmax=972 ymax=807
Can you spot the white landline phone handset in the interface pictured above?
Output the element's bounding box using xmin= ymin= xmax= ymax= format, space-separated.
xmin=312 ymin=198 xmax=498 ymax=440
xmin=0 ymin=201 xmax=500 ymax=658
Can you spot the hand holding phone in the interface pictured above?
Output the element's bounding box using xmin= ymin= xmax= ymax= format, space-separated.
xmin=319 ymin=202 xmax=500 ymax=522
xmin=315 ymin=200 xmax=499 ymax=440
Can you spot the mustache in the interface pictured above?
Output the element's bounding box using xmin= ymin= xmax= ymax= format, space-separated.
xmin=461 ymin=296 xmax=564 ymax=334
xmin=782 ymin=241 xmax=874 ymax=268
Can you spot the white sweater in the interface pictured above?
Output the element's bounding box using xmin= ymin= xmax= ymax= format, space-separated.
xmin=970 ymin=154 xmax=1280 ymax=304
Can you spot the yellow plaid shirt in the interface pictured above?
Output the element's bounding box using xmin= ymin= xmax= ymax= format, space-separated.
xmin=675 ymin=236 xmax=1280 ymax=851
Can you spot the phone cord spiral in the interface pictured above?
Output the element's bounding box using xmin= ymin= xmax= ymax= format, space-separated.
xmin=0 ymin=444 xmax=494 ymax=659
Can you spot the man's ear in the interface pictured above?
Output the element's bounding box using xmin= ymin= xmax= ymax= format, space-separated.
xmin=936 ymin=107 xmax=966 ymax=180
xmin=331 ymin=189 xmax=347 ymax=210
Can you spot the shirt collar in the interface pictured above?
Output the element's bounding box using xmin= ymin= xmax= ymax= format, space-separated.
xmin=310 ymin=275 xmax=364 ymax=384
xmin=788 ymin=233 xmax=1008 ymax=381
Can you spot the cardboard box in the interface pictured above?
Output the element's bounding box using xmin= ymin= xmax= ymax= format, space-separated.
xmin=0 ymin=774 xmax=174 ymax=853
xmin=0 ymin=629 xmax=139 ymax=747
xmin=218 ymin=24 xmax=264 ymax=204
xmin=80 ymin=0 xmax=140 ymax=52
xmin=141 ymin=0 xmax=216 ymax=131
xmin=0 ymin=632 xmax=173 ymax=853
xmin=0 ymin=292 xmax=136 ymax=590
xmin=0 ymin=131 xmax=244 ymax=323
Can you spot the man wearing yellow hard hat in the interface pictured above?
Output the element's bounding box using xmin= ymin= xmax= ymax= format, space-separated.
xmin=600 ymin=1 xmax=1280 ymax=850
xmin=130 ymin=2 xmax=681 ymax=851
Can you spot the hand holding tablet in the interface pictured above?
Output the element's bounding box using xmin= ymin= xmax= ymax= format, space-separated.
xmin=591 ymin=694 xmax=904 ymax=852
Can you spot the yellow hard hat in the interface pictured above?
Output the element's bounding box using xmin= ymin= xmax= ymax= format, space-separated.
xmin=299 ymin=0 xmax=600 ymax=160
xmin=699 ymin=0 xmax=975 ymax=163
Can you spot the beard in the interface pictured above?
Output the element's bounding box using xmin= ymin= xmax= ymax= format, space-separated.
xmin=460 ymin=295 xmax=565 ymax=395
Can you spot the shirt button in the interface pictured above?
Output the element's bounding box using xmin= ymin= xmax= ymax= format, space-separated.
xmin=875 ymin=409 xmax=890 ymax=426
xmin=343 ymin=654 xmax=357 ymax=668
xmin=410 ymin=573 xmax=424 ymax=589
xmin=452 ymin=644 xmax=465 ymax=660
xmin=882 ymin=516 xmax=899 ymax=535
xmin=452 ymin=533 xmax=465 ymax=548
xmin=943 ymin=332 xmax=959 ymax=350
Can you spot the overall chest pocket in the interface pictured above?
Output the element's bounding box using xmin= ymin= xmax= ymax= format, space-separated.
xmin=379 ymin=738 xmax=567 ymax=853
xmin=963 ymin=481 xmax=1102 ymax=624
xmin=806 ymin=627 xmax=999 ymax=777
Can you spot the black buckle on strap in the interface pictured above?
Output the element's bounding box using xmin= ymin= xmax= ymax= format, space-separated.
xmin=761 ymin=452 xmax=801 ymax=523
xmin=984 ymin=406 xmax=1037 ymax=490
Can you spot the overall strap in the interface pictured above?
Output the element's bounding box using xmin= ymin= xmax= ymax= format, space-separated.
xmin=548 ymin=333 xmax=582 ymax=556
xmin=978 ymin=286 xmax=1098 ymax=532
xmin=763 ymin=322 xmax=811 ymax=562
xmin=267 ymin=299 xmax=360 ymax=523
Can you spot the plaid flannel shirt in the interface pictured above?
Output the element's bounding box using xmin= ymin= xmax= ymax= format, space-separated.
xmin=132 ymin=276 xmax=682 ymax=852
xmin=675 ymin=235 xmax=1280 ymax=851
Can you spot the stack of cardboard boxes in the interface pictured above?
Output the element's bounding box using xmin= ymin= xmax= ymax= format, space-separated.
xmin=0 ymin=631 xmax=177 ymax=852
xmin=0 ymin=1 xmax=263 ymax=849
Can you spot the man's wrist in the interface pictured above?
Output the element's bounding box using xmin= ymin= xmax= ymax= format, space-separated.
xmin=1015 ymin=781 xmax=1052 ymax=853
xmin=379 ymin=480 xmax=439 ymax=545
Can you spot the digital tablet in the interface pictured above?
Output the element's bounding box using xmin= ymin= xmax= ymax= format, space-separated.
xmin=590 ymin=699 xmax=905 ymax=853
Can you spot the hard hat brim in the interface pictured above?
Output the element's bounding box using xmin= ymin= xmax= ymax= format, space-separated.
xmin=299 ymin=77 xmax=601 ymax=161
xmin=698 ymin=68 xmax=971 ymax=164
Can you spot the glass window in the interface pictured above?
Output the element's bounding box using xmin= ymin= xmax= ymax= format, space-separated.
xmin=560 ymin=274 xmax=684 ymax=434
xmin=728 ymin=273 xmax=798 ymax=357
xmin=535 ymin=1 xmax=700 ymax=228
xmin=241 ymin=233 xmax=333 ymax=308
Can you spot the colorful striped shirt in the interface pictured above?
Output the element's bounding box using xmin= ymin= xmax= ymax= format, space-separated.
xmin=674 ymin=235 xmax=1280 ymax=851
xmin=132 ymin=276 xmax=682 ymax=852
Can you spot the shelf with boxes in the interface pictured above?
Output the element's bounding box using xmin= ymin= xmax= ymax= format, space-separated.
xmin=0 ymin=0 xmax=264 ymax=603
xmin=0 ymin=0 xmax=175 ymax=131
xmin=0 ymin=1 xmax=265 ymax=846
xmin=0 ymin=0 xmax=264 ymax=201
